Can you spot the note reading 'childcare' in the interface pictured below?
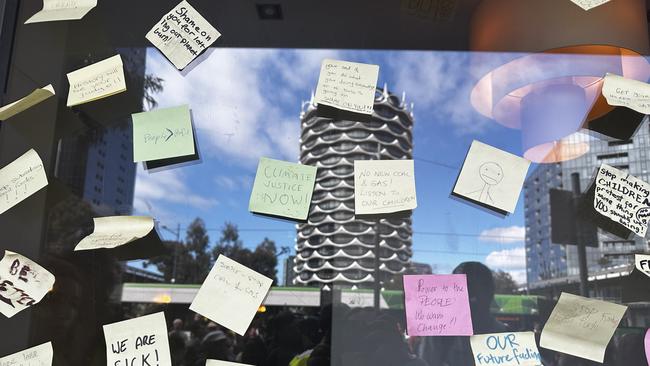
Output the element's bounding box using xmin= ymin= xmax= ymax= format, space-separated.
xmin=570 ymin=0 xmax=610 ymax=10
xmin=0 ymin=342 xmax=53 ymax=366
xmin=354 ymin=160 xmax=417 ymax=214
xmin=0 ymin=250 xmax=55 ymax=318
xmin=470 ymin=332 xmax=541 ymax=366
xmin=602 ymin=73 xmax=650 ymax=115
xmin=594 ymin=164 xmax=650 ymax=237
xmin=74 ymin=216 xmax=155 ymax=251
xmin=132 ymin=105 xmax=195 ymax=162
xmin=0 ymin=85 xmax=55 ymax=121
xmin=249 ymin=157 xmax=317 ymax=220
xmin=103 ymin=312 xmax=172 ymax=366
xmin=635 ymin=254 xmax=650 ymax=279
xmin=66 ymin=54 xmax=126 ymax=107
xmin=453 ymin=140 xmax=530 ymax=213
xmin=25 ymin=0 xmax=97 ymax=24
xmin=403 ymin=274 xmax=473 ymax=336
xmin=190 ymin=255 xmax=272 ymax=336
xmin=207 ymin=361 xmax=253 ymax=366
xmin=0 ymin=149 xmax=48 ymax=215
xmin=540 ymin=292 xmax=627 ymax=363
xmin=314 ymin=59 xmax=379 ymax=115
xmin=146 ymin=0 xmax=221 ymax=70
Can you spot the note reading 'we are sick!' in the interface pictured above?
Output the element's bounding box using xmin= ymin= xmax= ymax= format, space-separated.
xmin=570 ymin=0 xmax=610 ymax=10
xmin=132 ymin=105 xmax=195 ymax=162
xmin=0 ymin=342 xmax=53 ymax=366
xmin=146 ymin=0 xmax=221 ymax=70
xmin=403 ymin=274 xmax=473 ymax=336
xmin=66 ymin=54 xmax=126 ymax=107
xmin=103 ymin=312 xmax=172 ymax=366
xmin=25 ymin=0 xmax=97 ymax=24
xmin=594 ymin=164 xmax=650 ymax=237
xmin=0 ymin=250 xmax=55 ymax=318
xmin=0 ymin=85 xmax=55 ymax=121
xmin=0 ymin=149 xmax=48 ymax=216
xmin=190 ymin=255 xmax=272 ymax=336
xmin=602 ymin=73 xmax=650 ymax=114
xmin=74 ymin=216 xmax=155 ymax=251
xmin=470 ymin=332 xmax=541 ymax=366
xmin=354 ymin=160 xmax=417 ymax=214
xmin=314 ymin=59 xmax=379 ymax=115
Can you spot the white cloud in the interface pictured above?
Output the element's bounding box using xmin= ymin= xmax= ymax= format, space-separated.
xmin=479 ymin=226 xmax=525 ymax=244
xmin=215 ymin=175 xmax=253 ymax=191
xmin=485 ymin=247 xmax=526 ymax=270
xmin=507 ymin=269 xmax=527 ymax=285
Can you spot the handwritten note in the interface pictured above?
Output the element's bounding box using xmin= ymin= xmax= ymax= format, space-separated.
xmin=400 ymin=0 xmax=458 ymax=22
xmin=25 ymin=0 xmax=97 ymax=24
xmin=190 ymin=255 xmax=272 ymax=336
xmin=602 ymin=73 xmax=650 ymax=114
xmin=645 ymin=329 xmax=650 ymax=366
xmin=540 ymin=292 xmax=627 ymax=362
xmin=66 ymin=54 xmax=126 ymax=107
xmin=594 ymin=164 xmax=650 ymax=237
xmin=0 ymin=149 xmax=48 ymax=215
xmin=470 ymin=332 xmax=541 ymax=366
xmin=103 ymin=312 xmax=171 ymax=366
xmin=403 ymin=274 xmax=473 ymax=336
xmin=132 ymin=105 xmax=195 ymax=162
xmin=314 ymin=59 xmax=379 ymax=115
xmin=0 ymin=251 xmax=55 ymax=318
xmin=635 ymin=254 xmax=650 ymax=279
xmin=570 ymin=0 xmax=610 ymax=10
xmin=249 ymin=157 xmax=317 ymax=220
xmin=146 ymin=0 xmax=221 ymax=70
xmin=354 ymin=160 xmax=417 ymax=214
xmin=0 ymin=342 xmax=53 ymax=366
xmin=74 ymin=216 xmax=154 ymax=251
xmin=0 ymin=85 xmax=55 ymax=121
xmin=207 ymin=361 xmax=253 ymax=366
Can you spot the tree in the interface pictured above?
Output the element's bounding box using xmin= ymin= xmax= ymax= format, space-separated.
xmin=253 ymin=238 xmax=278 ymax=283
xmin=492 ymin=270 xmax=518 ymax=294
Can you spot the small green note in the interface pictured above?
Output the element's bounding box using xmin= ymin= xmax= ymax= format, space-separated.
xmin=132 ymin=105 xmax=195 ymax=162
xmin=249 ymin=157 xmax=317 ymax=220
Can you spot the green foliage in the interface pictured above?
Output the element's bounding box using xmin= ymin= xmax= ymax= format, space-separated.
xmin=492 ymin=270 xmax=518 ymax=294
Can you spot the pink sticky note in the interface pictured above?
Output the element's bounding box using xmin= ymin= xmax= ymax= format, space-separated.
xmin=403 ymin=274 xmax=474 ymax=336
xmin=645 ymin=328 xmax=650 ymax=366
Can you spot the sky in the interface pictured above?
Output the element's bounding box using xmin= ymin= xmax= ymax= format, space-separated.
xmin=132 ymin=47 xmax=534 ymax=285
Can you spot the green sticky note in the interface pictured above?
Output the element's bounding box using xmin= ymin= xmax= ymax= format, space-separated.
xmin=249 ymin=157 xmax=317 ymax=220
xmin=132 ymin=105 xmax=195 ymax=162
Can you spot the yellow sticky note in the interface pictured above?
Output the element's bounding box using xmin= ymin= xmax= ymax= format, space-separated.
xmin=0 ymin=250 xmax=55 ymax=318
xmin=0 ymin=149 xmax=48 ymax=215
xmin=66 ymin=54 xmax=126 ymax=107
xmin=354 ymin=159 xmax=417 ymax=214
xmin=315 ymin=59 xmax=379 ymax=115
xmin=25 ymin=0 xmax=97 ymax=24
xmin=0 ymin=342 xmax=53 ymax=365
xmin=570 ymin=0 xmax=610 ymax=11
xmin=602 ymin=73 xmax=650 ymax=114
xmin=0 ymin=85 xmax=55 ymax=120
xmin=75 ymin=216 xmax=155 ymax=251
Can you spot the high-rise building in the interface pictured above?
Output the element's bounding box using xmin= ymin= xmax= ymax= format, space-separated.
xmin=284 ymin=255 xmax=297 ymax=286
xmin=294 ymin=85 xmax=415 ymax=287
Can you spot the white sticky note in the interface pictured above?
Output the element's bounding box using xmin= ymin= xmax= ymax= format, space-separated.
xmin=25 ymin=0 xmax=97 ymax=24
xmin=602 ymin=73 xmax=650 ymax=115
xmin=0 ymin=342 xmax=53 ymax=366
xmin=314 ymin=59 xmax=379 ymax=115
xmin=570 ymin=0 xmax=610 ymax=10
xmin=354 ymin=159 xmax=417 ymax=214
xmin=635 ymin=254 xmax=650 ymax=278
xmin=103 ymin=312 xmax=172 ymax=366
xmin=453 ymin=140 xmax=530 ymax=213
xmin=540 ymin=292 xmax=627 ymax=363
xmin=207 ymin=361 xmax=253 ymax=366
xmin=470 ymin=332 xmax=542 ymax=366
xmin=146 ymin=0 xmax=221 ymax=70
xmin=0 ymin=85 xmax=55 ymax=121
xmin=0 ymin=250 xmax=55 ymax=318
xmin=0 ymin=149 xmax=48 ymax=215
xmin=594 ymin=164 xmax=650 ymax=237
xmin=66 ymin=54 xmax=126 ymax=107
xmin=190 ymin=255 xmax=272 ymax=336
xmin=74 ymin=216 xmax=155 ymax=251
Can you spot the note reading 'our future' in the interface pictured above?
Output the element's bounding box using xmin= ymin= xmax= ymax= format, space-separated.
xmin=602 ymin=73 xmax=650 ymax=115
xmin=570 ymin=0 xmax=610 ymax=11
xmin=314 ymin=59 xmax=379 ymax=115
xmin=74 ymin=216 xmax=155 ymax=252
xmin=132 ymin=105 xmax=195 ymax=162
xmin=354 ymin=160 xmax=417 ymax=214
xmin=0 ymin=250 xmax=55 ymax=318
xmin=66 ymin=54 xmax=126 ymax=107
xmin=540 ymin=292 xmax=627 ymax=363
xmin=403 ymin=274 xmax=473 ymax=336
xmin=470 ymin=332 xmax=541 ymax=366
xmin=594 ymin=164 xmax=650 ymax=237
xmin=249 ymin=157 xmax=317 ymax=221
xmin=0 ymin=149 xmax=48 ymax=216
xmin=0 ymin=342 xmax=53 ymax=366
xmin=25 ymin=0 xmax=97 ymax=24
xmin=0 ymin=85 xmax=55 ymax=121
xmin=146 ymin=0 xmax=221 ymax=70
xmin=103 ymin=312 xmax=172 ymax=366
xmin=190 ymin=255 xmax=273 ymax=336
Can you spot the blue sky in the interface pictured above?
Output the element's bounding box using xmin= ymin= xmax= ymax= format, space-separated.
xmin=133 ymin=48 xmax=533 ymax=284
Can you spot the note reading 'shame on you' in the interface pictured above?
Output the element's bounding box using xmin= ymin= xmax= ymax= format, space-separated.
xmin=0 ymin=149 xmax=48 ymax=216
xmin=66 ymin=54 xmax=126 ymax=107
xmin=0 ymin=250 xmax=55 ymax=318
xmin=0 ymin=342 xmax=53 ymax=366
xmin=314 ymin=59 xmax=379 ymax=115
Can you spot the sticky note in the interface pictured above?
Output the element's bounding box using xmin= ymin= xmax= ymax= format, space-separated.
xmin=66 ymin=54 xmax=126 ymax=107
xmin=453 ymin=140 xmax=530 ymax=213
xmin=403 ymin=274 xmax=473 ymax=336
xmin=540 ymin=292 xmax=627 ymax=363
xmin=594 ymin=164 xmax=650 ymax=237
xmin=645 ymin=329 xmax=650 ymax=366
xmin=314 ymin=59 xmax=379 ymax=115
xmin=354 ymin=159 xmax=417 ymax=214
xmin=635 ymin=254 xmax=650 ymax=278
xmin=0 ymin=85 xmax=55 ymax=121
xmin=74 ymin=216 xmax=155 ymax=251
xmin=0 ymin=250 xmax=55 ymax=318
xmin=249 ymin=157 xmax=317 ymax=220
xmin=132 ymin=105 xmax=195 ymax=162
xmin=207 ymin=361 xmax=253 ymax=366
xmin=570 ymin=0 xmax=610 ymax=10
xmin=25 ymin=0 xmax=97 ymax=24
xmin=0 ymin=149 xmax=48 ymax=215
xmin=602 ymin=73 xmax=650 ymax=116
xmin=190 ymin=255 xmax=272 ymax=336
xmin=470 ymin=332 xmax=541 ymax=366
xmin=146 ymin=0 xmax=221 ymax=70
xmin=0 ymin=342 xmax=53 ymax=366
xmin=103 ymin=312 xmax=172 ymax=366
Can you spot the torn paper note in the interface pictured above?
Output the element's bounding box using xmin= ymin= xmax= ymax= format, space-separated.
xmin=0 ymin=85 xmax=55 ymax=121
xmin=0 ymin=342 xmax=53 ymax=366
xmin=0 ymin=149 xmax=48 ymax=215
xmin=602 ymin=73 xmax=650 ymax=115
xmin=570 ymin=0 xmax=610 ymax=11
xmin=75 ymin=216 xmax=155 ymax=251
xmin=132 ymin=105 xmax=195 ymax=162
xmin=66 ymin=54 xmax=126 ymax=107
xmin=103 ymin=312 xmax=172 ymax=366
xmin=354 ymin=159 xmax=417 ymax=214
xmin=470 ymin=332 xmax=541 ymax=366
xmin=314 ymin=59 xmax=379 ymax=115
xmin=0 ymin=250 xmax=55 ymax=318
xmin=25 ymin=0 xmax=97 ymax=24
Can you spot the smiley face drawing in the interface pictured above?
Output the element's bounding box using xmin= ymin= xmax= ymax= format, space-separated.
xmin=466 ymin=162 xmax=503 ymax=204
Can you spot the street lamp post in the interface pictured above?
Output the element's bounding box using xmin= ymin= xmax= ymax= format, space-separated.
xmin=161 ymin=224 xmax=181 ymax=283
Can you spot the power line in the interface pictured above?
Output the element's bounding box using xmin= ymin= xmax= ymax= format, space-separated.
xmin=412 ymin=156 xmax=460 ymax=170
